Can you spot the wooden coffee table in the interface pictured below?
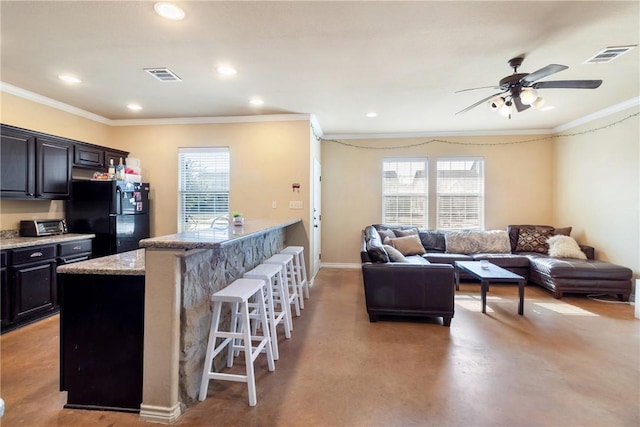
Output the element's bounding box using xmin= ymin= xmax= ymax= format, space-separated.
xmin=454 ymin=261 xmax=525 ymax=315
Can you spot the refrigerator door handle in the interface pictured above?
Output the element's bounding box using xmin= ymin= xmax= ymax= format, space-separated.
xmin=116 ymin=186 xmax=123 ymax=215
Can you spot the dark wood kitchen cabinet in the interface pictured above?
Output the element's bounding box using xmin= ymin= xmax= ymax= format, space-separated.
xmin=73 ymin=143 xmax=128 ymax=170
xmin=2 ymin=244 xmax=58 ymax=333
xmin=0 ymin=251 xmax=9 ymax=330
xmin=0 ymin=124 xmax=72 ymax=200
xmin=0 ymin=125 xmax=36 ymax=198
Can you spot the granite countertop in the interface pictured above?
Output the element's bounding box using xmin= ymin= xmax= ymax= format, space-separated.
xmin=139 ymin=218 xmax=301 ymax=250
xmin=0 ymin=233 xmax=96 ymax=250
xmin=57 ymin=249 xmax=145 ymax=276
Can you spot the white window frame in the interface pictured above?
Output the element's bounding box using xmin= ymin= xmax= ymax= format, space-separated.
xmin=381 ymin=158 xmax=428 ymax=228
xmin=178 ymin=147 xmax=230 ymax=232
xmin=436 ymin=157 xmax=484 ymax=230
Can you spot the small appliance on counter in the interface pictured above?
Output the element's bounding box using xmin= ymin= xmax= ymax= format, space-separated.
xmin=65 ymin=180 xmax=150 ymax=257
xmin=19 ymin=219 xmax=68 ymax=237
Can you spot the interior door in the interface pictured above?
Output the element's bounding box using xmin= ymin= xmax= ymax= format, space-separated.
xmin=312 ymin=159 xmax=321 ymax=276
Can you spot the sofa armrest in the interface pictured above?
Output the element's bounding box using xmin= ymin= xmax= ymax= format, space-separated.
xmin=579 ymin=245 xmax=595 ymax=260
xmin=361 ymin=263 xmax=455 ymax=313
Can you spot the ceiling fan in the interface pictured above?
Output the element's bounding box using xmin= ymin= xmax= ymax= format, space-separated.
xmin=455 ymin=56 xmax=603 ymax=118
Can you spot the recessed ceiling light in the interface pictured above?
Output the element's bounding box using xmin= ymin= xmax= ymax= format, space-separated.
xmin=127 ymin=104 xmax=143 ymax=111
xmin=216 ymin=66 xmax=237 ymax=76
xmin=366 ymin=112 xmax=377 ymax=118
xmin=58 ymin=74 xmax=81 ymax=84
xmin=154 ymin=2 xmax=185 ymax=20
xmin=249 ymin=98 xmax=264 ymax=105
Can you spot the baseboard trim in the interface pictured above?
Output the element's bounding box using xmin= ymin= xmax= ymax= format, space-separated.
xmin=139 ymin=403 xmax=182 ymax=424
xmin=321 ymin=263 xmax=361 ymax=269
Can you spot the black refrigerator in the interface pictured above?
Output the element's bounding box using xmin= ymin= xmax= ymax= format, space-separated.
xmin=65 ymin=180 xmax=150 ymax=257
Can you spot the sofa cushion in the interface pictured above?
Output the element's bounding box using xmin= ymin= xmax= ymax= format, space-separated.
xmin=527 ymin=254 xmax=632 ymax=280
xmin=418 ymin=230 xmax=447 ymax=253
xmin=515 ymin=228 xmax=553 ymax=253
xmin=547 ymin=235 xmax=587 ymax=259
xmin=383 ymin=244 xmax=408 ymax=262
xmin=377 ymin=229 xmax=396 ymax=242
xmin=471 ymin=253 xmax=530 ymax=268
xmin=385 ymin=234 xmax=426 ymax=256
xmin=364 ymin=226 xmax=390 ymax=263
xmin=445 ymin=230 xmax=511 ymax=254
xmin=423 ymin=253 xmax=473 ymax=264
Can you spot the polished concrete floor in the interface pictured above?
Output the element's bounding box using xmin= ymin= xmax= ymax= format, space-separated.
xmin=1 ymin=268 xmax=638 ymax=427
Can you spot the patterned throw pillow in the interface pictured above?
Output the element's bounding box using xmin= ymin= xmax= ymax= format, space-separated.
xmin=516 ymin=228 xmax=553 ymax=253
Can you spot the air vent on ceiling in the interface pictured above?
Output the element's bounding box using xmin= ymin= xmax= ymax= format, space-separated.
xmin=144 ymin=68 xmax=182 ymax=81
xmin=583 ymin=45 xmax=636 ymax=64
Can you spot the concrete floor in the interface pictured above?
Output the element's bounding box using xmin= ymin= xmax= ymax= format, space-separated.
xmin=1 ymin=267 xmax=638 ymax=426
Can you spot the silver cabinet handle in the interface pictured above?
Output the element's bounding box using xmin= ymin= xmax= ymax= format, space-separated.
xmin=30 ymin=252 xmax=43 ymax=258
xmin=73 ymin=246 xmax=82 ymax=250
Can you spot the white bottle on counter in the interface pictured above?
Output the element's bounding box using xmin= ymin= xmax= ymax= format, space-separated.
xmin=108 ymin=159 xmax=116 ymax=180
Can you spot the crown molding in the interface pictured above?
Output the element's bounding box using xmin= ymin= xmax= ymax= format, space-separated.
xmin=553 ymin=97 xmax=640 ymax=133
xmin=323 ymin=128 xmax=552 ymax=140
xmin=1 ymin=82 xmax=112 ymax=125
xmin=110 ymin=114 xmax=311 ymax=127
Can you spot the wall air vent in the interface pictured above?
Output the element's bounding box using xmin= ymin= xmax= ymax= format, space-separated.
xmin=583 ymin=45 xmax=636 ymax=64
xmin=144 ymin=68 xmax=182 ymax=81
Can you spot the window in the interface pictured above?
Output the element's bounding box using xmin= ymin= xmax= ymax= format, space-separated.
xmin=382 ymin=159 xmax=428 ymax=227
xmin=436 ymin=158 xmax=484 ymax=230
xmin=178 ymin=147 xmax=230 ymax=232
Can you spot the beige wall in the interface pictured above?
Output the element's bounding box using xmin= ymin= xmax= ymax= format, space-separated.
xmin=321 ymin=135 xmax=555 ymax=264
xmin=0 ymin=92 xmax=113 ymax=230
xmin=553 ymin=107 xmax=639 ymax=283
xmin=111 ymin=120 xmax=312 ymax=240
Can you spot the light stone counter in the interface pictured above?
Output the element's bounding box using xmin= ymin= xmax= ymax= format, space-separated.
xmin=0 ymin=233 xmax=95 ymax=250
xmin=57 ymin=249 xmax=145 ymax=276
xmin=139 ymin=218 xmax=304 ymax=423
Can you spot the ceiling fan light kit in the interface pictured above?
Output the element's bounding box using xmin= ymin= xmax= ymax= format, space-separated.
xmin=456 ymin=56 xmax=602 ymax=118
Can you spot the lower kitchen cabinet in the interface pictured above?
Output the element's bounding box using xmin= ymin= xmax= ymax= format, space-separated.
xmin=0 ymin=238 xmax=93 ymax=334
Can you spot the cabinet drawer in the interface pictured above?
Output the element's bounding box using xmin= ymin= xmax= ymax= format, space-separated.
xmin=12 ymin=245 xmax=56 ymax=265
xmin=58 ymin=240 xmax=92 ymax=257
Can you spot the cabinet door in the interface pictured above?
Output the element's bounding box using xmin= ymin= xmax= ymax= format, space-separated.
xmin=0 ymin=251 xmax=9 ymax=328
xmin=74 ymin=144 xmax=104 ymax=168
xmin=0 ymin=126 xmax=36 ymax=199
xmin=105 ymin=150 xmax=127 ymax=171
xmin=12 ymin=260 xmax=57 ymax=322
xmin=36 ymin=136 xmax=72 ymax=199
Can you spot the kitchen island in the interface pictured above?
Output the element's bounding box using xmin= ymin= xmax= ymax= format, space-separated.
xmin=138 ymin=218 xmax=304 ymax=423
xmin=57 ymin=249 xmax=145 ymax=412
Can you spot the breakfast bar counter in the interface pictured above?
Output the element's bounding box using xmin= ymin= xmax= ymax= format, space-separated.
xmin=137 ymin=218 xmax=304 ymax=423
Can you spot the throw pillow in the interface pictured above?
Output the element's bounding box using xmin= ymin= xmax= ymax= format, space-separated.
xmin=547 ymin=235 xmax=587 ymax=259
xmin=445 ymin=230 xmax=511 ymax=254
xmin=383 ymin=244 xmax=408 ymax=262
xmin=553 ymin=226 xmax=572 ymax=236
xmin=377 ymin=228 xmax=396 ymax=242
xmin=393 ymin=228 xmax=419 ymax=237
xmin=385 ymin=234 xmax=426 ymax=256
xmin=418 ymin=230 xmax=447 ymax=253
xmin=364 ymin=226 xmax=390 ymax=263
xmin=515 ymin=228 xmax=553 ymax=253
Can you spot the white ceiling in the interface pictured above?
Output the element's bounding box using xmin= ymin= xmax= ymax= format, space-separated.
xmin=1 ymin=1 xmax=638 ymax=136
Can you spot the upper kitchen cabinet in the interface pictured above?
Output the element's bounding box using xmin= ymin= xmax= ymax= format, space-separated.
xmin=1 ymin=124 xmax=72 ymax=200
xmin=73 ymin=143 xmax=128 ymax=170
xmin=1 ymin=125 xmax=36 ymax=198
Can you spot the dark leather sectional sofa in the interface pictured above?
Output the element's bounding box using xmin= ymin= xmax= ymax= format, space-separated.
xmin=361 ymin=224 xmax=633 ymax=326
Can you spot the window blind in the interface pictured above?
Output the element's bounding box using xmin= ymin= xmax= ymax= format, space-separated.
xmin=436 ymin=158 xmax=484 ymax=230
xmin=178 ymin=147 xmax=230 ymax=232
xmin=382 ymin=159 xmax=428 ymax=228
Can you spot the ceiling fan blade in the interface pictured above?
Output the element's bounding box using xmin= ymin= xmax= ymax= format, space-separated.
xmin=455 ymin=91 xmax=507 ymax=115
xmin=521 ymin=64 xmax=568 ymax=84
xmin=513 ymin=95 xmax=531 ymax=112
xmin=454 ymin=85 xmax=499 ymax=93
xmin=532 ymin=80 xmax=603 ymax=89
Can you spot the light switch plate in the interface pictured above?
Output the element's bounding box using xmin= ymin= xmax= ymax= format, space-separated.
xmin=289 ymin=201 xmax=303 ymax=209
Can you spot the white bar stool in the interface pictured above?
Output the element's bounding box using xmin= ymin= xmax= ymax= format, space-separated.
xmin=243 ymin=263 xmax=292 ymax=360
xmin=264 ymin=253 xmax=301 ymax=317
xmin=281 ymin=246 xmax=309 ymax=304
xmin=198 ymin=278 xmax=275 ymax=407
